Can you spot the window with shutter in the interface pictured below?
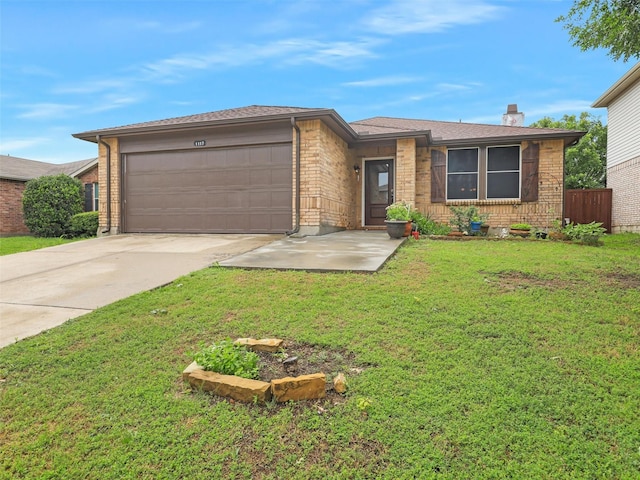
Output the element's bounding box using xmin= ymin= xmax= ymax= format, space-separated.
xmin=521 ymin=142 xmax=539 ymax=202
xmin=430 ymin=150 xmax=446 ymax=203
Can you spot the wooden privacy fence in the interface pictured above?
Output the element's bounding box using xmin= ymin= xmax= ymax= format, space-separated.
xmin=564 ymin=188 xmax=612 ymax=232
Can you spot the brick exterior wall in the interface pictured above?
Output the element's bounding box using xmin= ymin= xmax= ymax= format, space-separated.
xmin=77 ymin=165 xmax=98 ymax=185
xmin=415 ymin=139 xmax=565 ymax=231
xmin=395 ymin=138 xmax=416 ymax=204
xmin=0 ymin=179 xmax=29 ymax=235
xmin=297 ymin=120 xmax=356 ymax=234
xmin=98 ymin=138 xmax=121 ymax=235
xmin=607 ymin=155 xmax=640 ymax=233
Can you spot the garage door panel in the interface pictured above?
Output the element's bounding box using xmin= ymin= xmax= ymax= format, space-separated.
xmin=124 ymin=144 xmax=292 ymax=233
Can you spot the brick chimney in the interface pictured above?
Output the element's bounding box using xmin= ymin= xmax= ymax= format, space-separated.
xmin=502 ymin=104 xmax=524 ymax=126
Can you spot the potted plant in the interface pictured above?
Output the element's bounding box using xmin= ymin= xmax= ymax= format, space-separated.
xmin=510 ymin=223 xmax=532 ymax=237
xmin=449 ymin=206 xmax=489 ymax=236
xmin=385 ymin=201 xmax=411 ymax=239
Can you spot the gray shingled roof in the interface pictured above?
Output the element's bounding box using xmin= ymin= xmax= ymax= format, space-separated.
xmin=73 ymin=104 xmax=584 ymax=146
xmin=74 ymin=105 xmax=328 ymax=138
xmin=350 ymin=117 xmax=583 ymax=144
xmin=0 ymin=155 xmax=97 ymax=182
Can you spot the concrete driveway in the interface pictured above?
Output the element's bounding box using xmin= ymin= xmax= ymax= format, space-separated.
xmin=0 ymin=234 xmax=277 ymax=348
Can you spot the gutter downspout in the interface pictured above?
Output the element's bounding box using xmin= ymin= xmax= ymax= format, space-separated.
xmin=96 ymin=135 xmax=111 ymax=234
xmin=287 ymin=117 xmax=301 ymax=236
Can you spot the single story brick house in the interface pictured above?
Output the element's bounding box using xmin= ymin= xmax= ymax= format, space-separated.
xmin=0 ymin=155 xmax=98 ymax=236
xmin=72 ymin=105 xmax=583 ymax=236
xmin=593 ymin=62 xmax=640 ymax=233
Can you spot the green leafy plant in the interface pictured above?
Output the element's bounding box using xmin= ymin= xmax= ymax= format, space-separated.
xmin=510 ymin=223 xmax=532 ymax=230
xmin=22 ymin=174 xmax=84 ymax=237
xmin=69 ymin=211 xmax=99 ymax=238
xmin=385 ymin=201 xmax=411 ymax=221
xmin=410 ymin=210 xmax=451 ymax=235
xmin=191 ymin=339 xmax=260 ymax=379
xmin=356 ymin=397 xmax=373 ymax=415
xmin=562 ymin=221 xmax=606 ymax=246
xmin=449 ymin=205 xmax=488 ymax=233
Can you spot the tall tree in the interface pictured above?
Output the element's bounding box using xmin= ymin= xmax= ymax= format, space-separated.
xmin=556 ymin=0 xmax=640 ymax=61
xmin=530 ymin=113 xmax=607 ymax=189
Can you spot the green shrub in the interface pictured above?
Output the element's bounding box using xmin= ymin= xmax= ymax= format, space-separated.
xmin=562 ymin=221 xmax=606 ymax=246
xmin=410 ymin=210 xmax=451 ymax=235
xmin=449 ymin=205 xmax=488 ymax=233
xmin=191 ymin=339 xmax=260 ymax=379
xmin=22 ymin=174 xmax=83 ymax=237
xmin=69 ymin=211 xmax=99 ymax=238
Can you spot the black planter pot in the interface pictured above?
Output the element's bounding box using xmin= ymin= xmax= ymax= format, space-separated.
xmin=385 ymin=220 xmax=408 ymax=239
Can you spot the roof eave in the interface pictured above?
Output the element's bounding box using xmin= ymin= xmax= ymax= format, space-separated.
xmin=0 ymin=174 xmax=31 ymax=182
xmin=72 ymin=109 xmax=360 ymax=143
xmin=68 ymin=158 xmax=99 ymax=177
xmin=593 ymin=62 xmax=640 ymax=108
xmin=432 ymin=131 xmax=585 ymax=147
xmin=353 ymin=130 xmax=432 ymax=147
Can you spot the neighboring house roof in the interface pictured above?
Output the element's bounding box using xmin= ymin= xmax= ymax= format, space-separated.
xmin=0 ymin=155 xmax=97 ymax=182
xmin=593 ymin=62 xmax=640 ymax=108
xmin=73 ymin=104 xmax=584 ymax=147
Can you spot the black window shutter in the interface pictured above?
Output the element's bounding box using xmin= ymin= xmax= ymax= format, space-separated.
xmin=84 ymin=183 xmax=93 ymax=212
xmin=431 ymin=150 xmax=446 ymax=203
xmin=521 ymin=142 xmax=539 ymax=202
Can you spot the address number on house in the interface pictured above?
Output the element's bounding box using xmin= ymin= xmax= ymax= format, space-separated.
xmin=194 ymin=140 xmax=206 ymax=147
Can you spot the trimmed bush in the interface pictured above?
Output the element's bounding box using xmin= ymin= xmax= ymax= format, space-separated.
xmin=22 ymin=174 xmax=84 ymax=237
xmin=69 ymin=211 xmax=99 ymax=237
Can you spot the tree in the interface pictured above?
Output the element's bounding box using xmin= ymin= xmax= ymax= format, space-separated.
xmin=529 ymin=113 xmax=607 ymax=189
xmin=556 ymin=0 xmax=640 ymax=61
xmin=22 ymin=174 xmax=84 ymax=237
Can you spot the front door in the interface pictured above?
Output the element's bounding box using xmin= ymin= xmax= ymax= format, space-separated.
xmin=364 ymin=159 xmax=394 ymax=225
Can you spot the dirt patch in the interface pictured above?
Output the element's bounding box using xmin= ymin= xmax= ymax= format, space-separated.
xmin=480 ymin=270 xmax=563 ymax=292
xmin=255 ymin=341 xmax=360 ymax=382
xmin=603 ymin=272 xmax=640 ymax=289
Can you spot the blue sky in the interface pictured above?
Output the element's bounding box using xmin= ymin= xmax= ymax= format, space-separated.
xmin=0 ymin=0 xmax=632 ymax=164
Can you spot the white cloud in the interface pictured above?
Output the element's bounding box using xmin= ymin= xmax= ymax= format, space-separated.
xmin=140 ymin=38 xmax=381 ymax=81
xmin=0 ymin=137 xmax=49 ymax=152
xmin=343 ymin=75 xmax=421 ymax=87
xmin=90 ymin=95 xmax=140 ymax=113
xmin=526 ymin=100 xmax=596 ymax=117
xmin=364 ymin=0 xmax=504 ymax=35
xmin=17 ymin=103 xmax=78 ymax=120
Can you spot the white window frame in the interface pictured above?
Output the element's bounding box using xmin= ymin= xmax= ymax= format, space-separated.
xmin=446 ymin=147 xmax=479 ymax=201
xmin=486 ymin=145 xmax=521 ymax=200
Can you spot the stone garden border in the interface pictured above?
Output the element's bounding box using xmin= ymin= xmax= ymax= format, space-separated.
xmin=183 ymin=338 xmax=346 ymax=403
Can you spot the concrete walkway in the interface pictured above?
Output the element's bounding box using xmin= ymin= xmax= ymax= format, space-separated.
xmin=219 ymin=231 xmax=404 ymax=272
xmin=0 ymin=234 xmax=277 ymax=348
xmin=0 ymin=231 xmax=404 ymax=348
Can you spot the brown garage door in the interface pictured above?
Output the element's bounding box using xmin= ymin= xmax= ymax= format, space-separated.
xmin=124 ymin=143 xmax=292 ymax=233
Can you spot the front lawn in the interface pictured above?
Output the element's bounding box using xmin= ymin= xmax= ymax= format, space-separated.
xmin=1 ymin=235 xmax=639 ymax=479
xmin=0 ymin=236 xmax=80 ymax=256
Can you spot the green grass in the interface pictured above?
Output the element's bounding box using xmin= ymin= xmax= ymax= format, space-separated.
xmin=1 ymin=235 xmax=639 ymax=479
xmin=0 ymin=236 xmax=81 ymax=255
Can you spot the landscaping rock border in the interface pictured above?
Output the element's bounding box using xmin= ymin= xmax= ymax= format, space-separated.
xmin=183 ymin=338 xmax=340 ymax=403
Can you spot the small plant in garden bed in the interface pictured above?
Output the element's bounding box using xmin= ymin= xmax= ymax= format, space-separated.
xmin=190 ymin=339 xmax=260 ymax=379
xmin=562 ymin=221 xmax=606 ymax=246
xmin=409 ymin=210 xmax=451 ymax=235
xmin=449 ymin=205 xmax=488 ymax=234
xmin=510 ymin=223 xmax=532 ymax=231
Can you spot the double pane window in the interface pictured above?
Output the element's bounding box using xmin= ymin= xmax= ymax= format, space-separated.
xmin=446 ymin=145 xmax=520 ymax=201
